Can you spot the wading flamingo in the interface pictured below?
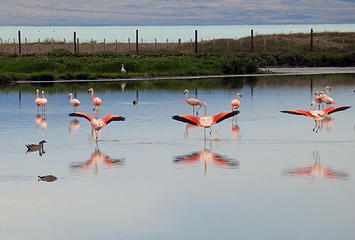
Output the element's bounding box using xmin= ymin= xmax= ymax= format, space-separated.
xmin=88 ymin=88 xmax=102 ymax=107
xmin=314 ymin=91 xmax=324 ymax=109
xmin=68 ymin=93 xmax=80 ymax=111
xmin=281 ymin=101 xmax=350 ymax=132
xmin=69 ymin=107 xmax=125 ymax=140
xmin=35 ymin=89 xmax=41 ymax=110
xmin=172 ymin=103 xmax=239 ymax=138
xmin=323 ymin=86 xmax=335 ymax=107
xmin=231 ymin=93 xmax=242 ymax=110
xmin=184 ymin=89 xmax=203 ymax=116
xmin=41 ymin=90 xmax=47 ymax=112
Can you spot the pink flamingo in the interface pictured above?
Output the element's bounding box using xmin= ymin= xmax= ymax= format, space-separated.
xmin=184 ymin=89 xmax=203 ymax=115
xmin=68 ymin=93 xmax=80 ymax=111
xmin=35 ymin=89 xmax=41 ymax=109
xmin=281 ymin=101 xmax=350 ymax=132
xmin=323 ymin=86 xmax=335 ymax=107
xmin=314 ymin=91 xmax=324 ymax=109
xmin=41 ymin=90 xmax=47 ymax=112
xmin=69 ymin=107 xmax=125 ymax=140
xmin=231 ymin=93 xmax=242 ymax=110
xmin=172 ymin=103 xmax=239 ymax=138
xmin=88 ymin=88 xmax=102 ymax=107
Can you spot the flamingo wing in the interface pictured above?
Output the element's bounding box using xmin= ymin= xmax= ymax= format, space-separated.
xmin=323 ymin=106 xmax=350 ymax=115
xmin=213 ymin=111 xmax=239 ymax=124
xmin=281 ymin=110 xmax=313 ymax=117
xmin=102 ymin=115 xmax=126 ymax=125
xmin=172 ymin=115 xmax=199 ymax=126
xmin=68 ymin=112 xmax=93 ymax=122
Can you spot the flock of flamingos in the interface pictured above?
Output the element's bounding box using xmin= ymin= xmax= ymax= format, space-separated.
xmin=33 ymin=85 xmax=351 ymax=141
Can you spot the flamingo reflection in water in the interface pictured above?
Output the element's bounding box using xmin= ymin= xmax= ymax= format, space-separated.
xmin=68 ymin=119 xmax=80 ymax=135
xmin=283 ymin=151 xmax=348 ymax=181
xmin=70 ymin=145 xmax=124 ymax=174
xmin=174 ymin=143 xmax=239 ymax=175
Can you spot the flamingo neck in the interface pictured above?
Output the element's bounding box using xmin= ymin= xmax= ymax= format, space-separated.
xmin=326 ymin=89 xmax=331 ymax=96
xmin=312 ymin=103 xmax=315 ymax=111
xmin=36 ymin=91 xmax=39 ymax=98
xmin=41 ymin=92 xmax=45 ymax=98
xmin=69 ymin=95 xmax=73 ymax=102
xmin=185 ymin=91 xmax=188 ymax=100
xmin=203 ymin=105 xmax=207 ymax=117
xmin=94 ymin=109 xmax=98 ymax=120
xmin=90 ymin=91 xmax=94 ymax=100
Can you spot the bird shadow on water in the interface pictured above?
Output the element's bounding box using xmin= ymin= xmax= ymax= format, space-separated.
xmin=282 ymin=150 xmax=349 ymax=181
xmin=70 ymin=141 xmax=124 ymax=175
xmin=173 ymin=141 xmax=239 ymax=175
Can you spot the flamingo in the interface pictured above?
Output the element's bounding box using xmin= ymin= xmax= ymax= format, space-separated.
xmin=314 ymin=91 xmax=324 ymax=109
xmin=35 ymin=89 xmax=41 ymax=110
xmin=69 ymin=107 xmax=125 ymax=140
xmin=121 ymin=64 xmax=127 ymax=74
xmin=41 ymin=90 xmax=47 ymax=112
xmin=68 ymin=93 xmax=80 ymax=111
xmin=323 ymin=86 xmax=335 ymax=107
xmin=281 ymin=101 xmax=350 ymax=132
xmin=184 ymin=89 xmax=203 ymax=116
xmin=172 ymin=103 xmax=239 ymax=138
xmin=231 ymin=93 xmax=242 ymax=110
xmin=88 ymin=88 xmax=102 ymax=107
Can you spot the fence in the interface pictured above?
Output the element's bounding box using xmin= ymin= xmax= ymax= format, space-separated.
xmin=0 ymin=29 xmax=353 ymax=55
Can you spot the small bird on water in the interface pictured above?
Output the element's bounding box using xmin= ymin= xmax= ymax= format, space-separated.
xmin=25 ymin=140 xmax=46 ymax=156
xmin=38 ymin=175 xmax=57 ymax=182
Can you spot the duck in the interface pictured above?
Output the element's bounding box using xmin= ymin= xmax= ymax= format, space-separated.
xmin=25 ymin=140 xmax=46 ymax=156
xmin=38 ymin=175 xmax=57 ymax=182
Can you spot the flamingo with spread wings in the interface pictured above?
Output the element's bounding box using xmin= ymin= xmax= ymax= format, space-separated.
xmin=69 ymin=107 xmax=125 ymax=140
xmin=172 ymin=103 xmax=239 ymax=138
xmin=281 ymin=102 xmax=350 ymax=132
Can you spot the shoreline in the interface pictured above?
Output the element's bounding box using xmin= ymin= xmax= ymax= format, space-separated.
xmin=13 ymin=67 xmax=355 ymax=84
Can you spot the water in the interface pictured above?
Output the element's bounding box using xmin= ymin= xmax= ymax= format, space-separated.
xmin=1 ymin=74 xmax=355 ymax=239
xmin=1 ymin=24 xmax=355 ymax=42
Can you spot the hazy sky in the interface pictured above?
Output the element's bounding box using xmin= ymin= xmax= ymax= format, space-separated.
xmin=1 ymin=0 xmax=355 ymax=26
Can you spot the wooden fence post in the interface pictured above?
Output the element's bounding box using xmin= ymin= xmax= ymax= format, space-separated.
xmin=310 ymin=28 xmax=313 ymax=52
xmin=74 ymin=32 xmax=76 ymax=54
xmin=77 ymin=38 xmax=79 ymax=54
xmin=91 ymin=38 xmax=94 ymax=54
xmin=18 ymin=30 xmax=21 ymax=54
xmin=128 ymin=37 xmax=130 ymax=50
xmin=178 ymin=38 xmax=181 ymax=50
xmin=250 ymin=29 xmax=254 ymax=52
xmin=25 ymin=37 xmax=27 ymax=54
xmin=103 ymin=38 xmax=106 ymax=52
xmin=116 ymin=38 xmax=118 ymax=53
xmin=166 ymin=39 xmax=168 ymax=50
xmin=194 ymin=30 xmax=198 ymax=54
xmin=155 ymin=38 xmax=157 ymax=50
xmin=136 ymin=29 xmax=139 ymax=54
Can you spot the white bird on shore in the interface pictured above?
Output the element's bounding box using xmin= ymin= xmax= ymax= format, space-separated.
xmin=121 ymin=64 xmax=127 ymax=74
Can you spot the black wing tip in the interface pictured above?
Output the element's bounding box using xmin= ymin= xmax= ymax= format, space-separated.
xmin=280 ymin=110 xmax=304 ymax=115
xmin=172 ymin=115 xmax=198 ymax=126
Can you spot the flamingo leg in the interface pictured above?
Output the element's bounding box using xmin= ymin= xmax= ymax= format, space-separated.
xmin=196 ymin=104 xmax=202 ymax=116
xmin=204 ymin=127 xmax=206 ymax=139
xmin=193 ymin=106 xmax=195 ymax=116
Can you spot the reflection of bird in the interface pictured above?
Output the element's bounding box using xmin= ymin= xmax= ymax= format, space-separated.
xmin=41 ymin=90 xmax=47 ymax=112
xmin=38 ymin=175 xmax=57 ymax=182
xmin=26 ymin=140 xmax=46 ymax=156
xmin=184 ymin=89 xmax=203 ymax=115
xmin=174 ymin=150 xmax=238 ymax=175
xmin=232 ymin=123 xmax=240 ymax=141
xmin=172 ymin=103 xmax=239 ymax=138
xmin=281 ymin=101 xmax=350 ymax=132
xmin=88 ymin=88 xmax=102 ymax=107
xmin=319 ymin=117 xmax=334 ymax=132
xmin=133 ymin=90 xmax=139 ymax=105
xmin=185 ymin=123 xmax=198 ymax=137
xmin=323 ymin=86 xmax=334 ymax=107
xmin=35 ymin=114 xmax=42 ymax=129
xmin=231 ymin=93 xmax=242 ymax=110
xmin=283 ymin=151 xmax=348 ymax=180
xmin=69 ymin=107 xmax=125 ymax=140
xmin=69 ymin=119 xmax=80 ymax=135
xmin=121 ymin=64 xmax=127 ymax=74
xmin=70 ymin=146 xmax=124 ymax=174
xmin=40 ymin=117 xmax=47 ymax=133
xmin=68 ymin=93 xmax=80 ymax=111
xmin=35 ymin=89 xmax=41 ymax=109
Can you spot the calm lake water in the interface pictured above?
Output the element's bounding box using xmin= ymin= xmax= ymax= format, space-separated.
xmin=1 ymin=74 xmax=355 ymax=239
xmin=1 ymin=24 xmax=355 ymax=42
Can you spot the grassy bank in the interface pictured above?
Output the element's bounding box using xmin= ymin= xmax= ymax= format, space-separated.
xmin=0 ymin=53 xmax=258 ymax=82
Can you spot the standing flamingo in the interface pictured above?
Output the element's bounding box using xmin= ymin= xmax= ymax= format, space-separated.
xmin=68 ymin=93 xmax=80 ymax=111
xmin=35 ymin=89 xmax=41 ymax=110
xmin=41 ymin=90 xmax=47 ymax=112
xmin=231 ymin=93 xmax=242 ymax=110
xmin=172 ymin=103 xmax=239 ymax=138
xmin=281 ymin=101 xmax=350 ymax=132
xmin=184 ymin=89 xmax=203 ymax=116
xmin=314 ymin=91 xmax=324 ymax=109
xmin=88 ymin=88 xmax=102 ymax=107
xmin=323 ymin=86 xmax=335 ymax=107
xmin=69 ymin=107 xmax=125 ymax=140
